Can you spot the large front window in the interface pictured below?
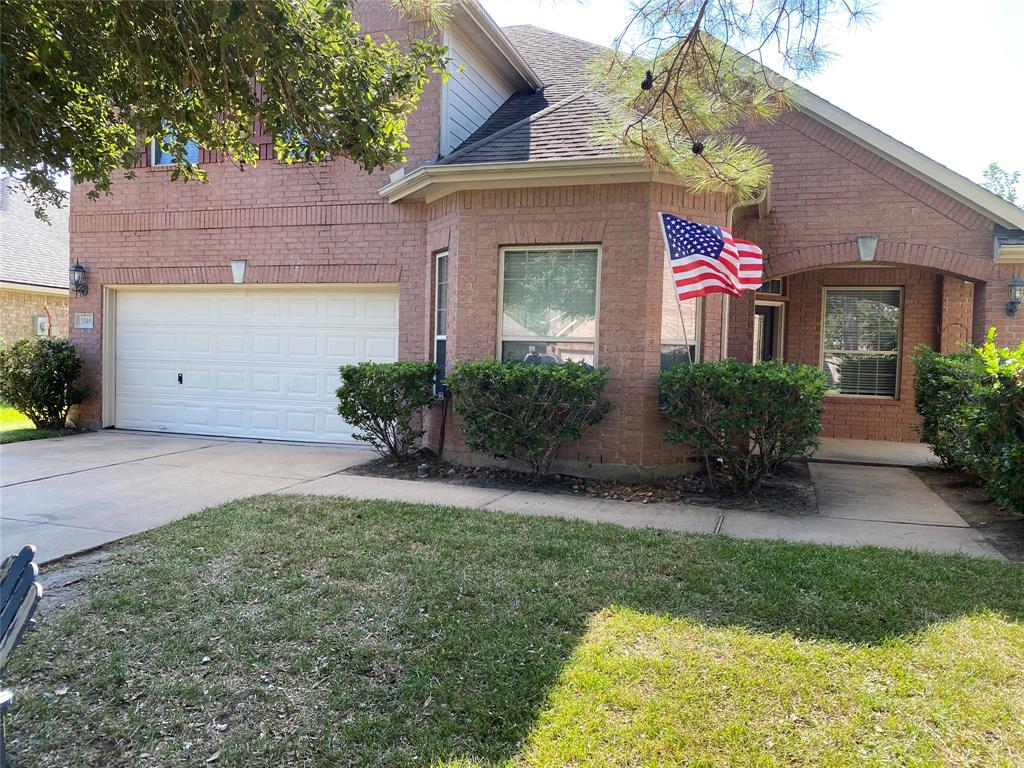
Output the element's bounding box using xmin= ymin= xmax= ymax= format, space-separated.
xmin=822 ymin=287 xmax=902 ymax=397
xmin=499 ymin=247 xmax=599 ymax=365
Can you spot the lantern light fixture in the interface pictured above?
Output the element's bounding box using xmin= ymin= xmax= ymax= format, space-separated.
xmin=69 ymin=260 xmax=87 ymax=297
xmin=1007 ymin=278 xmax=1024 ymax=318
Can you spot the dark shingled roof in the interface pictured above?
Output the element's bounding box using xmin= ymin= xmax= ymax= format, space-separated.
xmin=439 ymin=25 xmax=622 ymax=165
xmin=995 ymin=225 xmax=1024 ymax=247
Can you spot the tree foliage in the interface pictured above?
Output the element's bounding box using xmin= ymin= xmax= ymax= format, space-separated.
xmin=597 ymin=0 xmax=873 ymax=199
xmin=981 ymin=162 xmax=1021 ymax=205
xmin=0 ymin=0 xmax=448 ymax=215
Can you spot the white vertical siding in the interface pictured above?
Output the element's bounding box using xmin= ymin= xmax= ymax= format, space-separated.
xmin=441 ymin=30 xmax=516 ymax=155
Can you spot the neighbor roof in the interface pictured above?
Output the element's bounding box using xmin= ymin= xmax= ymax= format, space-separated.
xmin=0 ymin=178 xmax=70 ymax=290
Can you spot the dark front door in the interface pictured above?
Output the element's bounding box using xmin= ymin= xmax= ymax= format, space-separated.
xmin=754 ymin=304 xmax=781 ymax=362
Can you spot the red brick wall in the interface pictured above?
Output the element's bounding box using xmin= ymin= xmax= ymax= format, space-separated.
xmin=68 ymin=0 xmax=443 ymax=427
xmin=431 ymin=183 xmax=730 ymax=475
xmin=940 ymin=275 xmax=974 ymax=353
xmin=731 ymin=109 xmax=1023 ymax=440
xmin=783 ymin=266 xmax=939 ymax=442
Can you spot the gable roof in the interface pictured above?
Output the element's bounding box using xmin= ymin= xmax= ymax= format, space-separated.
xmin=0 ymin=178 xmax=69 ymax=290
xmin=387 ymin=25 xmax=1024 ymax=230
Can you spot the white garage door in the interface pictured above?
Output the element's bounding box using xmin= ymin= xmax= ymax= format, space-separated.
xmin=114 ymin=287 xmax=399 ymax=442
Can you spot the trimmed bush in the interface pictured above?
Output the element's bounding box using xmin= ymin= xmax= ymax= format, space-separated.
xmin=914 ymin=332 xmax=1024 ymax=513
xmin=660 ymin=360 xmax=828 ymax=492
xmin=445 ymin=359 xmax=611 ymax=478
xmin=336 ymin=361 xmax=439 ymax=459
xmin=0 ymin=338 xmax=87 ymax=430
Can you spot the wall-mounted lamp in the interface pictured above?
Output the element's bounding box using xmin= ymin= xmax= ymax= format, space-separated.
xmin=1007 ymin=278 xmax=1024 ymax=318
xmin=69 ymin=259 xmax=87 ymax=296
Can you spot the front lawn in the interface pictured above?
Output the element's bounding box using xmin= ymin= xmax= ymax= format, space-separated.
xmin=9 ymin=496 xmax=1024 ymax=767
xmin=0 ymin=406 xmax=66 ymax=444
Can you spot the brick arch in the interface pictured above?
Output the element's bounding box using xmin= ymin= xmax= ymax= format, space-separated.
xmin=764 ymin=240 xmax=997 ymax=282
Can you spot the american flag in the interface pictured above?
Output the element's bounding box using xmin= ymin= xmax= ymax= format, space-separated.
xmin=659 ymin=212 xmax=763 ymax=301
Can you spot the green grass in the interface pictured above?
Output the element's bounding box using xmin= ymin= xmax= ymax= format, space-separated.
xmin=0 ymin=406 xmax=70 ymax=443
xmin=9 ymin=496 xmax=1024 ymax=767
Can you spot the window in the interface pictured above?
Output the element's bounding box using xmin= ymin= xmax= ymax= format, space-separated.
xmin=822 ymin=287 xmax=902 ymax=397
xmin=434 ymin=251 xmax=448 ymax=393
xmin=152 ymin=124 xmax=200 ymax=166
xmin=499 ymin=247 xmax=599 ymax=365
xmin=759 ymin=278 xmax=785 ymax=296
xmin=661 ymin=255 xmax=700 ymax=369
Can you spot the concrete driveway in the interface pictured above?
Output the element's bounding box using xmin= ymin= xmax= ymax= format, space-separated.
xmin=1 ymin=430 xmax=373 ymax=563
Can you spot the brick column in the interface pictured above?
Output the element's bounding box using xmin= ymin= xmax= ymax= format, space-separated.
xmin=939 ymin=275 xmax=973 ymax=353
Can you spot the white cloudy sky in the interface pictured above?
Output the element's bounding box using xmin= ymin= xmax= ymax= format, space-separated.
xmin=480 ymin=0 xmax=1023 ymax=190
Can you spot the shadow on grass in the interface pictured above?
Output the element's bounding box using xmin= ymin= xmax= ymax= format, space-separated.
xmin=10 ymin=495 xmax=1024 ymax=767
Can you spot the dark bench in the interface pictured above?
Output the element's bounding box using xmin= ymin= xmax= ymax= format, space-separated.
xmin=1 ymin=545 xmax=43 ymax=768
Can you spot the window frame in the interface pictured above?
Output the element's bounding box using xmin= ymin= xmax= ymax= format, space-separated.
xmin=819 ymin=285 xmax=903 ymax=399
xmin=150 ymin=133 xmax=201 ymax=167
xmin=754 ymin=299 xmax=785 ymax=363
xmin=496 ymin=244 xmax=602 ymax=365
xmin=661 ymin=296 xmax=702 ymax=365
xmin=433 ymin=250 xmax=448 ymax=394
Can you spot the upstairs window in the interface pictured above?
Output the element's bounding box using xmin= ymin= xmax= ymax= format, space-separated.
xmin=822 ymin=287 xmax=902 ymax=397
xmin=499 ymin=247 xmax=599 ymax=365
xmin=152 ymin=125 xmax=200 ymax=166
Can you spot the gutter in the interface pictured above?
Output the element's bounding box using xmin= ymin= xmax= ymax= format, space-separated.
xmin=720 ymin=185 xmax=771 ymax=360
xmin=379 ymin=156 xmax=657 ymax=204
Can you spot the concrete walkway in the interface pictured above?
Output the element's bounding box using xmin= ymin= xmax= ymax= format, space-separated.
xmin=813 ymin=437 xmax=938 ymax=467
xmin=0 ymin=430 xmax=1003 ymax=564
xmin=290 ymin=469 xmax=1001 ymax=559
xmin=1 ymin=430 xmax=372 ymax=563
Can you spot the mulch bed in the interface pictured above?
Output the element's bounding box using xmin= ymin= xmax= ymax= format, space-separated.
xmin=912 ymin=467 xmax=1024 ymax=562
xmin=346 ymin=450 xmax=818 ymax=516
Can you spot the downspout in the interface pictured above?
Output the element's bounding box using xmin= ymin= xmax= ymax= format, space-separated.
xmin=722 ymin=185 xmax=770 ymax=360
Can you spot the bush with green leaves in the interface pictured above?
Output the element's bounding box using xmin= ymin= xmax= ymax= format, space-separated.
xmin=660 ymin=359 xmax=828 ymax=492
xmin=336 ymin=361 xmax=438 ymax=459
xmin=445 ymin=360 xmax=612 ymax=478
xmin=914 ymin=332 xmax=1024 ymax=513
xmin=0 ymin=337 xmax=87 ymax=429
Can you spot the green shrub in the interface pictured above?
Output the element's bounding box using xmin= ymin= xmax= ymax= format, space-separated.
xmin=914 ymin=332 xmax=1024 ymax=513
xmin=0 ymin=338 xmax=87 ymax=430
xmin=445 ymin=359 xmax=612 ymax=478
xmin=336 ymin=361 xmax=439 ymax=459
xmin=660 ymin=360 xmax=828 ymax=492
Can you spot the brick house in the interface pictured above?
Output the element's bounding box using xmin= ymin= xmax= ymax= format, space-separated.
xmin=1 ymin=177 xmax=70 ymax=345
xmin=68 ymin=2 xmax=1024 ymax=477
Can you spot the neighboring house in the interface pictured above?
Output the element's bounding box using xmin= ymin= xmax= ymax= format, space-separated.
xmin=67 ymin=1 xmax=1024 ymax=477
xmin=0 ymin=177 xmax=70 ymax=345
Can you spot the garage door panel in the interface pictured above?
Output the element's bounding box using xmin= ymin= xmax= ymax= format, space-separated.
xmin=115 ymin=287 xmax=398 ymax=443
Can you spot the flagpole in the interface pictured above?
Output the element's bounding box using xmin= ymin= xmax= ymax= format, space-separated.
xmin=659 ymin=211 xmax=693 ymax=365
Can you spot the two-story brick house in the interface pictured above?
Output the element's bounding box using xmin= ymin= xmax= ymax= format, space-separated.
xmin=68 ymin=1 xmax=1024 ymax=477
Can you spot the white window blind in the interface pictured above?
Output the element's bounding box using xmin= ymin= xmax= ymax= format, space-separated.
xmin=500 ymin=247 xmax=599 ymax=365
xmin=822 ymin=288 xmax=901 ymax=397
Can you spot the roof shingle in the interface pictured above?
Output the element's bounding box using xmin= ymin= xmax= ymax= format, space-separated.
xmin=0 ymin=178 xmax=69 ymax=289
xmin=440 ymin=25 xmax=621 ymax=166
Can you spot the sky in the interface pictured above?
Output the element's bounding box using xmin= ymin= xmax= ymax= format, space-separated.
xmin=480 ymin=0 xmax=1024 ymax=190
